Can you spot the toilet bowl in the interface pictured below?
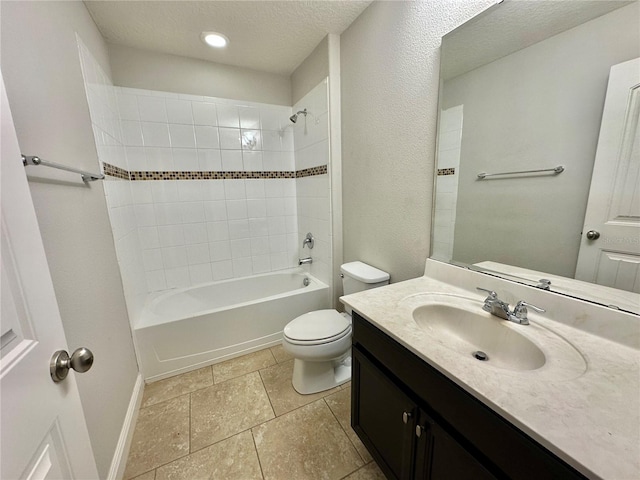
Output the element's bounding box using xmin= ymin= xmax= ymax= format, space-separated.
xmin=282 ymin=261 xmax=389 ymax=394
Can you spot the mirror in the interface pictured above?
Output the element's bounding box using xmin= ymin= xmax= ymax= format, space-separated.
xmin=433 ymin=0 xmax=640 ymax=314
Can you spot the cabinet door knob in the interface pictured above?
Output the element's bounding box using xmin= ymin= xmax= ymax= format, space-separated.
xmin=402 ymin=411 xmax=412 ymax=424
xmin=416 ymin=425 xmax=424 ymax=438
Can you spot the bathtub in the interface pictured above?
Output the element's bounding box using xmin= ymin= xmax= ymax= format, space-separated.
xmin=134 ymin=269 xmax=329 ymax=382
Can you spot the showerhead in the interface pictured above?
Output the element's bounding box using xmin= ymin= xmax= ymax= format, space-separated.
xmin=289 ymin=108 xmax=308 ymax=123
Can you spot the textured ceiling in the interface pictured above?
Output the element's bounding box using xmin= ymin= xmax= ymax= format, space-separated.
xmin=442 ymin=0 xmax=634 ymax=80
xmin=84 ymin=0 xmax=372 ymax=76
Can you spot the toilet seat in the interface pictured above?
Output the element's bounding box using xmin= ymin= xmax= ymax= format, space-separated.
xmin=283 ymin=309 xmax=351 ymax=346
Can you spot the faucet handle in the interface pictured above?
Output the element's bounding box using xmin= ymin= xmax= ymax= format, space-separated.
xmin=511 ymin=301 xmax=545 ymax=325
xmin=476 ymin=287 xmax=497 ymax=299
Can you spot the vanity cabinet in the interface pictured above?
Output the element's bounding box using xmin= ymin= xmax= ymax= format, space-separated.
xmin=351 ymin=312 xmax=586 ymax=480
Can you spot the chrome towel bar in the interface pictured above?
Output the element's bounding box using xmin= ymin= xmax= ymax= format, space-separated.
xmin=22 ymin=155 xmax=104 ymax=182
xmin=477 ymin=165 xmax=564 ymax=179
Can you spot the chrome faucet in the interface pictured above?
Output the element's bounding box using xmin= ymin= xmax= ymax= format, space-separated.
xmin=476 ymin=288 xmax=544 ymax=325
xmin=302 ymin=232 xmax=315 ymax=249
xmin=298 ymin=257 xmax=313 ymax=265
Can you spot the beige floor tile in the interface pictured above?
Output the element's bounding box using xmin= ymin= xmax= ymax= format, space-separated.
xmin=131 ymin=471 xmax=156 ymax=480
xmin=212 ymin=349 xmax=276 ymax=384
xmin=191 ymin=371 xmax=274 ymax=451
xmin=269 ymin=344 xmax=293 ymax=363
xmin=253 ymin=399 xmax=364 ymax=480
xmin=124 ymin=395 xmax=190 ymax=479
xmin=325 ymin=387 xmax=373 ymax=463
xmin=155 ymin=430 xmax=263 ymax=480
xmin=341 ymin=461 xmax=386 ymax=480
xmin=259 ymin=360 xmax=340 ymax=416
xmin=141 ymin=367 xmax=213 ymax=408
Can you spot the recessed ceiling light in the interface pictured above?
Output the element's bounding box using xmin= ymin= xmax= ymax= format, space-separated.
xmin=201 ymin=32 xmax=228 ymax=48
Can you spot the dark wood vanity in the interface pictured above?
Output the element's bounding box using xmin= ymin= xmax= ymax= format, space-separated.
xmin=351 ymin=311 xmax=587 ymax=480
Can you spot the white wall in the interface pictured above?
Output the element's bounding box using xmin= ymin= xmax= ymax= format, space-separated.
xmin=109 ymin=44 xmax=292 ymax=106
xmin=445 ymin=4 xmax=640 ymax=277
xmin=291 ymin=36 xmax=329 ymax=105
xmin=340 ymin=1 xmax=495 ymax=282
xmin=0 ymin=2 xmax=139 ymax=477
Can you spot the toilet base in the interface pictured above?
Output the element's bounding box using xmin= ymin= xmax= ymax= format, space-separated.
xmin=291 ymin=355 xmax=351 ymax=394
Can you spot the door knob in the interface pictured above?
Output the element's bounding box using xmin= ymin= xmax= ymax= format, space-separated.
xmin=50 ymin=347 xmax=94 ymax=383
xmin=402 ymin=411 xmax=412 ymax=424
xmin=586 ymin=230 xmax=600 ymax=240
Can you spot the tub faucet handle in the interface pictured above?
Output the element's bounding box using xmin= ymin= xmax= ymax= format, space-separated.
xmin=303 ymin=232 xmax=315 ymax=249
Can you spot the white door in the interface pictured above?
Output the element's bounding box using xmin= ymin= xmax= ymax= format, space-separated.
xmin=575 ymin=58 xmax=640 ymax=293
xmin=0 ymin=75 xmax=98 ymax=478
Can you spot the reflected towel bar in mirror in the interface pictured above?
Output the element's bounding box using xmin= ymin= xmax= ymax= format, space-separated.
xmin=22 ymin=155 xmax=104 ymax=182
xmin=477 ymin=165 xmax=564 ymax=180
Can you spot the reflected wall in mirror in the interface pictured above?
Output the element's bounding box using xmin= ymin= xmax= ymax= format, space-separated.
xmin=433 ymin=0 xmax=640 ymax=313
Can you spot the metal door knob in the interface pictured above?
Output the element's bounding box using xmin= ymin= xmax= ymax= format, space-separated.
xmin=586 ymin=230 xmax=600 ymax=240
xmin=402 ymin=411 xmax=412 ymax=424
xmin=50 ymin=347 xmax=94 ymax=383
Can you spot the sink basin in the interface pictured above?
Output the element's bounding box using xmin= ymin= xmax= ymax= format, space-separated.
xmin=399 ymin=293 xmax=587 ymax=378
xmin=412 ymin=302 xmax=545 ymax=371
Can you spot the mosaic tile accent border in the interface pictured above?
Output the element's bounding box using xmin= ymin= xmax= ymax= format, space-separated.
xmin=102 ymin=162 xmax=328 ymax=181
xmin=296 ymin=165 xmax=328 ymax=178
xmin=437 ymin=167 xmax=456 ymax=176
xmin=103 ymin=163 xmax=129 ymax=180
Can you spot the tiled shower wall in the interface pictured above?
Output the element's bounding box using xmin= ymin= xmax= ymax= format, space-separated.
xmin=78 ymin=38 xmax=148 ymax=318
xmin=293 ymin=80 xmax=332 ymax=285
xmin=79 ymin=41 xmax=334 ymax=320
xmin=432 ymin=105 xmax=463 ymax=262
xmin=118 ymin=88 xmax=299 ymax=291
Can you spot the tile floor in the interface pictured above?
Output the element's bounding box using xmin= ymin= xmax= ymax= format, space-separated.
xmin=124 ymin=346 xmax=386 ymax=480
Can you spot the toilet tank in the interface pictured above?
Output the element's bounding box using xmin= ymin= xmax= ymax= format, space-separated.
xmin=341 ymin=261 xmax=390 ymax=297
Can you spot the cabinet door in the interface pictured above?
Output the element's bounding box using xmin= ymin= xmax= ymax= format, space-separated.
xmin=427 ymin=422 xmax=497 ymax=480
xmin=352 ymin=347 xmax=416 ymax=480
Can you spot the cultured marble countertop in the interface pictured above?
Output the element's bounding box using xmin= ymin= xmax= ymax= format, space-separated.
xmin=341 ymin=272 xmax=640 ymax=480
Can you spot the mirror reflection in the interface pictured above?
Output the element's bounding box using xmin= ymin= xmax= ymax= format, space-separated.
xmin=433 ymin=0 xmax=640 ymax=313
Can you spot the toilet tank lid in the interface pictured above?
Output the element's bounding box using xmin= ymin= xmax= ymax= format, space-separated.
xmin=340 ymin=261 xmax=390 ymax=283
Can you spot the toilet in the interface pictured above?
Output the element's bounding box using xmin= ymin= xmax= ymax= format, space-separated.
xmin=282 ymin=261 xmax=390 ymax=394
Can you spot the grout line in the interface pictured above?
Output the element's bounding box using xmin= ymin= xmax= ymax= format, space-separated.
xmin=250 ymin=427 xmax=267 ymax=480
xmin=323 ymin=395 xmax=368 ymax=466
xmin=257 ymin=368 xmax=278 ymax=418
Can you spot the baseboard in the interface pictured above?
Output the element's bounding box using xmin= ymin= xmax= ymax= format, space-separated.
xmin=106 ymin=373 xmax=144 ymax=480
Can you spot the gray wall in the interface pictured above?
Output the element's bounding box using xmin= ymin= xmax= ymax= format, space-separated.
xmin=445 ymin=4 xmax=639 ymax=277
xmin=291 ymin=36 xmax=329 ymax=105
xmin=109 ymin=44 xmax=292 ymax=106
xmin=340 ymin=1 xmax=494 ymax=282
xmin=0 ymin=2 xmax=139 ymax=477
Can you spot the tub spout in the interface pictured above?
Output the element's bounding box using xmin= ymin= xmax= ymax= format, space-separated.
xmin=298 ymin=257 xmax=313 ymax=265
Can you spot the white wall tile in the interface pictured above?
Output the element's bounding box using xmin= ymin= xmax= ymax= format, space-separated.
xmin=126 ymin=147 xmax=146 ymax=171
xmin=217 ymin=105 xmax=239 ymax=128
xmin=142 ymin=122 xmax=171 ymax=147
xmin=117 ymin=93 xmax=140 ymax=121
xmin=122 ymin=121 xmax=144 ymax=146
xmin=249 ymin=218 xmax=269 ymax=237
xmin=212 ymin=260 xmax=233 ymax=280
xmin=192 ymin=102 xmax=218 ymax=126
xmin=166 ymin=98 xmax=194 ymax=124
xmin=247 ymin=199 xmax=267 ymax=218
xmin=169 ymin=124 xmax=196 ymax=148
xmin=250 ymin=237 xmax=270 ymax=256
xmin=252 ymin=255 xmax=271 ymax=273
xmin=207 ymin=221 xmax=230 ymax=242
xmin=139 ymin=226 xmax=161 ymax=249
xmin=204 ymin=201 xmax=228 ymax=222
xmin=187 ymin=243 xmax=211 ymax=265
xmin=162 ymin=246 xmax=188 ymax=268
xmin=165 ymin=266 xmax=190 ymax=288
xmin=143 ymin=249 xmax=164 ymax=271
xmin=194 ymin=126 xmax=220 ymax=149
xmin=224 ymin=180 xmax=246 ymax=200
xmin=209 ymin=241 xmax=232 ymax=262
xmin=146 ymin=270 xmax=167 ymax=292
xmin=183 ymin=223 xmax=208 ymax=245
xmin=245 ymin=179 xmax=265 ymax=199
xmin=232 ymin=258 xmax=252 ymax=277
xmin=157 ymin=224 xmax=184 ymax=247
xmin=198 ymin=149 xmax=222 ymax=171
xmin=228 ymin=220 xmax=250 ymax=240
xmin=227 ymin=200 xmax=248 ymax=220
xmin=239 ymin=106 xmax=260 ymax=129
xmin=243 ymin=151 xmax=263 ymax=171
xmin=189 ymin=263 xmax=213 ymax=284
xmin=219 ymin=128 xmax=241 ymax=150
xmin=138 ymin=96 xmax=168 ymax=123
xmin=173 ymin=148 xmax=199 ymax=170
xmin=221 ymin=151 xmax=243 ymax=171
xmin=145 ymin=147 xmax=174 ymax=170
xmin=230 ymin=238 xmax=251 ymax=258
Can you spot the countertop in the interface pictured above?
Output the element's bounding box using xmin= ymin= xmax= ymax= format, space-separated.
xmin=341 ymin=267 xmax=640 ymax=480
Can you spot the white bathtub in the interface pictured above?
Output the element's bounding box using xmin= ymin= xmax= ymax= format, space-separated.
xmin=134 ymin=269 xmax=329 ymax=382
